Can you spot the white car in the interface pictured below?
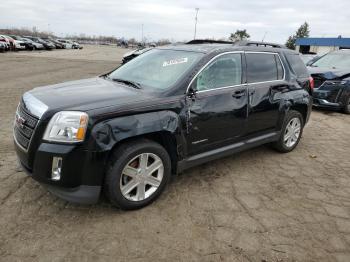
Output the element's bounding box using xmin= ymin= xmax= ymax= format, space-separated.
xmin=73 ymin=41 xmax=83 ymax=49
xmin=14 ymin=40 xmax=26 ymax=50
xmin=57 ymin=39 xmax=73 ymax=49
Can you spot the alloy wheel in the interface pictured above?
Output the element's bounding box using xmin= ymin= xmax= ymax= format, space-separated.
xmin=120 ymin=153 xmax=164 ymax=201
xmin=284 ymin=117 xmax=301 ymax=148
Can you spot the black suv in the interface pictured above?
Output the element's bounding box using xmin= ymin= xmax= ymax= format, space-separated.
xmin=14 ymin=41 xmax=312 ymax=209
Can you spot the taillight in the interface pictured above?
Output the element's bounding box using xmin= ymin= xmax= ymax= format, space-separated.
xmin=309 ymin=76 xmax=314 ymax=90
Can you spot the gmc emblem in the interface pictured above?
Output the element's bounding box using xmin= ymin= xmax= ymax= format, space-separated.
xmin=15 ymin=113 xmax=26 ymax=128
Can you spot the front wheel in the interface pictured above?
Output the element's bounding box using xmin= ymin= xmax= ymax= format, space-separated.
xmin=272 ymin=110 xmax=304 ymax=153
xmin=104 ymin=139 xmax=171 ymax=210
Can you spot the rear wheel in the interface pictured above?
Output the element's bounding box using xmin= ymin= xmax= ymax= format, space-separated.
xmin=272 ymin=110 xmax=304 ymax=153
xmin=344 ymin=95 xmax=350 ymax=114
xmin=104 ymin=139 xmax=171 ymax=210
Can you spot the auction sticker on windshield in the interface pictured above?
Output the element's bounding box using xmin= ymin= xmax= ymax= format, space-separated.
xmin=163 ymin=57 xmax=188 ymax=67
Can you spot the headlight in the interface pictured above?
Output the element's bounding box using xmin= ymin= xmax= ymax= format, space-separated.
xmin=43 ymin=111 xmax=88 ymax=143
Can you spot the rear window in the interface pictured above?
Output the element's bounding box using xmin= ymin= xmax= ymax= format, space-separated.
xmin=246 ymin=53 xmax=279 ymax=83
xmin=286 ymin=54 xmax=309 ymax=78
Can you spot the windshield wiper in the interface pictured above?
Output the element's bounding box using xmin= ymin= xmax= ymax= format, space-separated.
xmin=111 ymin=78 xmax=142 ymax=89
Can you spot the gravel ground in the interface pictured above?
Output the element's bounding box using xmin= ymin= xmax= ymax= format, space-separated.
xmin=0 ymin=46 xmax=350 ymax=262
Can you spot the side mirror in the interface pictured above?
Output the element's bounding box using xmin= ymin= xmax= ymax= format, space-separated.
xmin=187 ymin=83 xmax=197 ymax=101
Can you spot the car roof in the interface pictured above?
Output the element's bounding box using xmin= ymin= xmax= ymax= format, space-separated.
xmin=158 ymin=43 xmax=298 ymax=55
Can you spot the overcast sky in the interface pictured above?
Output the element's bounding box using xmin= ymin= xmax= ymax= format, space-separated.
xmin=1 ymin=0 xmax=349 ymax=43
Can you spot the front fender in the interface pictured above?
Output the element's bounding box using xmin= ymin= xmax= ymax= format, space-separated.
xmin=88 ymin=110 xmax=181 ymax=152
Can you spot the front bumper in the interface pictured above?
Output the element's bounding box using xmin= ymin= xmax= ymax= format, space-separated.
xmin=15 ymin=45 xmax=26 ymax=50
xmin=20 ymin=160 xmax=100 ymax=204
xmin=312 ymin=88 xmax=342 ymax=109
xmin=15 ymin=140 xmax=105 ymax=204
xmin=313 ymin=98 xmax=341 ymax=108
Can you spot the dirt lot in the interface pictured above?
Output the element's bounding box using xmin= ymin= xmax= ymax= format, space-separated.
xmin=0 ymin=45 xmax=350 ymax=262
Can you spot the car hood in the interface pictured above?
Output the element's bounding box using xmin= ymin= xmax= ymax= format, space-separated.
xmin=308 ymin=66 xmax=350 ymax=80
xmin=24 ymin=77 xmax=151 ymax=118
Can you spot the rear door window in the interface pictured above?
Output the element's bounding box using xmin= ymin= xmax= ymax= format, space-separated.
xmin=246 ymin=53 xmax=279 ymax=83
xmin=286 ymin=54 xmax=309 ymax=78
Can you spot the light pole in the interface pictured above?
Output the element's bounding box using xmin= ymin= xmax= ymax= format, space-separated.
xmin=141 ymin=24 xmax=144 ymax=46
xmin=193 ymin=8 xmax=199 ymax=39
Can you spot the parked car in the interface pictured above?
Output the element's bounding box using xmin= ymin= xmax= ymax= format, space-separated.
xmin=0 ymin=35 xmax=15 ymax=51
xmin=14 ymin=41 xmax=312 ymax=209
xmin=308 ymin=50 xmax=350 ymax=114
xmin=122 ymin=47 xmax=153 ymax=64
xmin=42 ymin=38 xmax=65 ymax=49
xmin=0 ymin=42 xmax=6 ymax=52
xmin=0 ymin=35 xmax=10 ymax=51
xmin=72 ymin=41 xmax=83 ymax=49
xmin=23 ymin=36 xmax=55 ymax=50
xmin=5 ymin=35 xmax=25 ymax=50
xmin=9 ymin=35 xmax=34 ymax=50
xmin=56 ymin=39 xmax=73 ymax=49
xmin=20 ymin=38 xmax=44 ymax=50
xmin=14 ymin=39 xmax=26 ymax=50
xmin=51 ymin=39 xmax=66 ymax=49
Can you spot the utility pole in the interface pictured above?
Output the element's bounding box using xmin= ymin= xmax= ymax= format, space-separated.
xmin=193 ymin=8 xmax=199 ymax=39
xmin=141 ymin=24 xmax=144 ymax=46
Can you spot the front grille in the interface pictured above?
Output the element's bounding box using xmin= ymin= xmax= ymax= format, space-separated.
xmin=14 ymin=103 xmax=39 ymax=150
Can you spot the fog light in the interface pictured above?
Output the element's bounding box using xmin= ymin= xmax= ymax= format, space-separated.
xmin=51 ymin=157 xmax=62 ymax=181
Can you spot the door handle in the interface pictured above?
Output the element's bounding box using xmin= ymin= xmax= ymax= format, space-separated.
xmin=271 ymin=84 xmax=289 ymax=92
xmin=232 ymin=90 xmax=246 ymax=98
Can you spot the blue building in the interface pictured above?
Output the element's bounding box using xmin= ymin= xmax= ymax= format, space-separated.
xmin=295 ymin=37 xmax=350 ymax=55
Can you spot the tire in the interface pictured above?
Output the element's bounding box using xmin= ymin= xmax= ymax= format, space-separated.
xmin=344 ymin=95 xmax=350 ymax=114
xmin=104 ymin=139 xmax=171 ymax=210
xmin=272 ymin=110 xmax=304 ymax=153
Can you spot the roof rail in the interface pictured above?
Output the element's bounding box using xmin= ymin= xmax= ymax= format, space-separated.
xmin=234 ymin=41 xmax=286 ymax=48
xmin=186 ymin=39 xmax=233 ymax=45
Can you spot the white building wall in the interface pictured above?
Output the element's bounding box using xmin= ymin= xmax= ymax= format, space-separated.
xmin=309 ymin=46 xmax=339 ymax=55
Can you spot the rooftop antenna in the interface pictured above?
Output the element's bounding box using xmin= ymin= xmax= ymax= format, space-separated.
xmin=193 ymin=8 xmax=199 ymax=39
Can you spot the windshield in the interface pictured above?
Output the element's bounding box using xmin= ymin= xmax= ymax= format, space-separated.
xmin=108 ymin=49 xmax=203 ymax=90
xmin=311 ymin=52 xmax=350 ymax=69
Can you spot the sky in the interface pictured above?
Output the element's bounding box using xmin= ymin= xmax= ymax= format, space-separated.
xmin=0 ymin=0 xmax=349 ymax=43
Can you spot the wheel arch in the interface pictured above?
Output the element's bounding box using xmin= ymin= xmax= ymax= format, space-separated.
xmin=290 ymin=103 xmax=309 ymax=125
xmin=89 ymin=111 xmax=183 ymax=175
